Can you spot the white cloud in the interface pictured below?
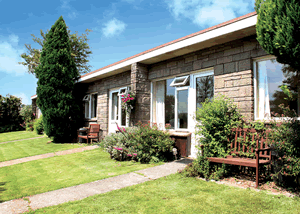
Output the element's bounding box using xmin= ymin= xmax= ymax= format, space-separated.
xmin=68 ymin=11 xmax=77 ymax=19
xmin=0 ymin=34 xmax=26 ymax=76
xmin=165 ymin=0 xmax=255 ymax=27
xmin=61 ymin=0 xmax=71 ymax=9
xmin=13 ymin=93 xmax=30 ymax=105
xmin=102 ymin=18 xmax=127 ymax=38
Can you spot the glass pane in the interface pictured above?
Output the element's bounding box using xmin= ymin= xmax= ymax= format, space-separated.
xmin=121 ymin=108 xmax=126 ymax=126
xmin=258 ymin=59 xmax=299 ymax=117
xmin=92 ymin=94 xmax=97 ymax=118
xmin=196 ymin=75 xmax=214 ymax=110
xmin=111 ymin=92 xmax=118 ymax=120
xmin=85 ymin=102 xmax=89 ymax=118
xmin=165 ymin=78 xmax=175 ymax=129
xmin=177 ymin=89 xmax=188 ymax=129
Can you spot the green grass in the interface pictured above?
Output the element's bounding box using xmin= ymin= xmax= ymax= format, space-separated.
xmin=0 ymin=137 xmax=88 ymax=162
xmin=30 ymin=174 xmax=300 ymax=214
xmin=0 ymin=148 xmax=161 ymax=202
xmin=0 ymin=131 xmax=42 ymax=143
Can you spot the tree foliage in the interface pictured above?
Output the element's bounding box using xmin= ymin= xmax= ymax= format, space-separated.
xmin=35 ymin=16 xmax=81 ymax=142
xmin=0 ymin=94 xmax=24 ymax=133
xmin=19 ymin=27 xmax=92 ymax=76
xmin=255 ymin=0 xmax=300 ymax=70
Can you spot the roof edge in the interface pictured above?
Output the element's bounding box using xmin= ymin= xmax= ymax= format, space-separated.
xmin=81 ymin=11 xmax=257 ymax=79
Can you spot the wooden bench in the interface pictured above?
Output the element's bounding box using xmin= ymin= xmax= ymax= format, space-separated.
xmin=202 ymin=128 xmax=272 ymax=188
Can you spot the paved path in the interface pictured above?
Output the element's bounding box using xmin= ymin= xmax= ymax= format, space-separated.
xmin=0 ymin=158 xmax=192 ymax=214
xmin=0 ymin=145 xmax=100 ymax=168
xmin=0 ymin=136 xmax=46 ymax=145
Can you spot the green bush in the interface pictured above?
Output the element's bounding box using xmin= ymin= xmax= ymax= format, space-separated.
xmin=20 ymin=105 xmax=35 ymax=129
xmin=26 ymin=120 xmax=34 ymax=131
xmin=188 ymin=95 xmax=244 ymax=180
xmin=0 ymin=94 xmax=24 ymax=133
xmin=103 ymin=122 xmax=175 ymax=163
xmin=34 ymin=115 xmax=44 ymax=134
xmin=268 ymin=103 xmax=300 ymax=187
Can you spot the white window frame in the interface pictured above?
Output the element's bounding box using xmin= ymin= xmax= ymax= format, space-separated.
xmin=253 ymin=55 xmax=300 ymax=121
xmin=84 ymin=93 xmax=97 ymax=119
xmin=175 ymin=85 xmax=189 ymax=131
xmin=170 ymin=75 xmax=189 ymax=87
xmin=150 ymin=68 xmax=214 ymax=131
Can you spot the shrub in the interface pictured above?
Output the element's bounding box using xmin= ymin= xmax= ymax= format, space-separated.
xmin=26 ymin=120 xmax=34 ymax=131
xmin=20 ymin=105 xmax=35 ymax=130
xmin=102 ymin=127 xmax=138 ymax=161
xmin=0 ymin=94 xmax=24 ymax=133
xmin=103 ymin=122 xmax=175 ymax=163
xmin=34 ymin=115 xmax=44 ymax=134
xmin=188 ymin=95 xmax=243 ymax=180
xmin=268 ymin=103 xmax=300 ymax=187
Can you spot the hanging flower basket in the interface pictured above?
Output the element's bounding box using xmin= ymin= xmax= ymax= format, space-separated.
xmin=121 ymin=91 xmax=136 ymax=114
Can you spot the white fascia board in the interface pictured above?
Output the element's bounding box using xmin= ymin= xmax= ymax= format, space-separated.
xmin=31 ymin=95 xmax=38 ymax=100
xmin=79 ymin=15 xmax=257 ymax=82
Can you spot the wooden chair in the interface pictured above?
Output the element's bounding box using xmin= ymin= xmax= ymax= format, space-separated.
xmin=78 ymin=124 xmax=100 ymax=144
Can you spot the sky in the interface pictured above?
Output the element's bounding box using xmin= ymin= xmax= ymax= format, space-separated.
xmin=0 ymin=0 xmax=256 ymax=105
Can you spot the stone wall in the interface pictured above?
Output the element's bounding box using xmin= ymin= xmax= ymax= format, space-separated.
xmin=131 ymin=63 xmax=151 ymax=125
xmin=84 ymin=70 xmax=131 ymax=137
xmin=32 ymin=98 xmax=37 ymax=118
xmin=148 ymin=34 xmax=269 ymax=120
xmin=214 ymin=70 xmax=253 ymax=120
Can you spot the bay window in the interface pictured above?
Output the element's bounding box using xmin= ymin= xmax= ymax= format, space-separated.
xmin=254 ymin=57 xmax=299 ymax=120
xmin=83 ymin=93 xmax=98 ymax=119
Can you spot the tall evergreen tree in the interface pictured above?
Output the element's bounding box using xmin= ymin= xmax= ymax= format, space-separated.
xmin=35 ymin=16 xmax=81 ymax=142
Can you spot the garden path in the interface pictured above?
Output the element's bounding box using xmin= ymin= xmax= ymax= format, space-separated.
xmin=0 ymin=158 xmax=192 ymax=214
xmin=0 ymin=145 xmax=100 ymax=167
xmin=0 ymin=136 xmax=45 ymax=144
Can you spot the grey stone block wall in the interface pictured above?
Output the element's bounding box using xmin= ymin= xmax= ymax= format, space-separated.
xmin=131 ymin=62 xmax=151 ymax=125
xmin=148 ymin=34 xmax=269 ymax=120
xmin=84 ymin=70 xmax=131 ymax=137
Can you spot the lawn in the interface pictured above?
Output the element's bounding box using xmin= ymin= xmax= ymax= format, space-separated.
xmin=0 ymin=148 xmax=162 ymax=202
xmin=31 ymin=173 xmax=300 ymax=214
xmin=0 ymin=136 xmax=88 ymax=162
xmin=0 ymin=131 xmax=42 ymax=143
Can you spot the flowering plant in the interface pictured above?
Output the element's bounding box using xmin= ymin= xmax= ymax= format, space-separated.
xmin=121 ymin=91 xmax=136 ymax=114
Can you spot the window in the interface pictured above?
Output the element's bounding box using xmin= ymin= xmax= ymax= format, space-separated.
xmin=152 ymin=70 xmax=214 ymax=130
xmin=83 ymin=93 xmax=97 ymax=119
xmin=254 ymin=57 xmax=299 ymax=119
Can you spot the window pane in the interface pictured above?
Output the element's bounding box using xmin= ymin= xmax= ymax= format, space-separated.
xmin=257 ymin=59 xmax=299 ymax=117
xmin=165 ymin=79 xmax=175 ymax=129
xmin=85 ymin=102 xmax=89 ymax=118
xmin=196 ymin=75 xmax=214 ymax=109
xmin=177 ymin=89 xmax=188 ymax=129
xmin=91 ymin=94 xmax=97 ymax=118
xmin=112 ymin=92 xmax=118 ymax=120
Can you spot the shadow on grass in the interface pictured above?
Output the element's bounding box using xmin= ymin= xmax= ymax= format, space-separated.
xmin=0 ymin=182 xmax=6 ymax=203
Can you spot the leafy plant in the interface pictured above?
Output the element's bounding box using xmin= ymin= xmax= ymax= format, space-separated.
xmin=0 ymin=94 xmax=24 ymax=133
xmin=26 ymin=120 xmax=34 ymax=131
xmin=34 ymin=115 xmax=44 ymax=134
xmin=103 ymin=122 xmax=175 ymax=163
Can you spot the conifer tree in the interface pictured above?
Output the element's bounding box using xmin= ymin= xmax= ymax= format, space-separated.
xmin=35 ymin=16 xmax=81 ymax=142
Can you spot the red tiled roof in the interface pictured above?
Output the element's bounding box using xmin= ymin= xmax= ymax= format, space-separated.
xmin=81 ymin=11 xmax=257 ymax=78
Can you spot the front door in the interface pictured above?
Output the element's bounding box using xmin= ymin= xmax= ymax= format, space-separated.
xmin=109 ymin=89 xmax=127 ymax=133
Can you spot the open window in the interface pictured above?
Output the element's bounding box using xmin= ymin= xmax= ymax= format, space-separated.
xmin=170 ymin=75 xmax=189 ymax=87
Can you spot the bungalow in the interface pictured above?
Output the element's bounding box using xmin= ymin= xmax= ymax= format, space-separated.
xmin=31 ymin=11 xmax=294 ymax=158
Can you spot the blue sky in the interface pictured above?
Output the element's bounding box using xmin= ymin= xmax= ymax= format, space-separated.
xmin=0 ymin=0 xmax=255 ymax=105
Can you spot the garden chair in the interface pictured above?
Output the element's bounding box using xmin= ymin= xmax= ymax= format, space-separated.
xmin=78 ymin=124 xmax=100 ymax=144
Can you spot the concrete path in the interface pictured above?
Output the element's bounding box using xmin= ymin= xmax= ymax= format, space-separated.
xmin=0 ymin=158 xmax=192 ymax=214
xmin=0 ymin=136 xmax=46 ymax=145
xmin=0 ymin=145 xmax=100 ymax=168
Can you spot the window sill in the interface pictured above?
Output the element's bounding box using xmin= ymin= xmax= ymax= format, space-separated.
xmin=84 ymin=118 xmax=97 ymax=122
xmin=167 ymin=130 xmax=191 ymax=137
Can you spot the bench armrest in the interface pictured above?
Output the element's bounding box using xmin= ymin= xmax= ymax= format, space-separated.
xmin=255 ymin=147 xmax=271 ymax=152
